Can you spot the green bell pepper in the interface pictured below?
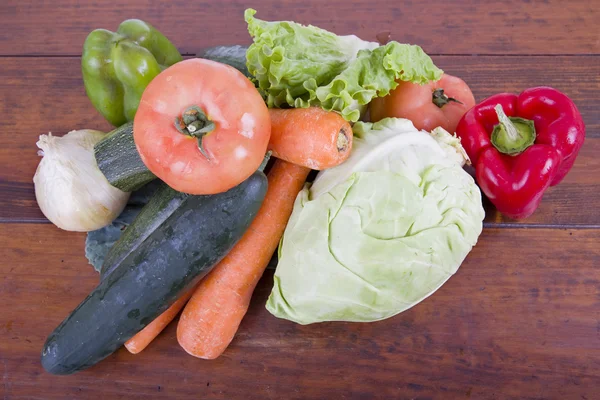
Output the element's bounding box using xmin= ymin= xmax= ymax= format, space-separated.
xmin=82 ymin=19 xmax=182 ymax=126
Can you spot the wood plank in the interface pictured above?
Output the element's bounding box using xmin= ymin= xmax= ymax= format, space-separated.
xmin=0 ymin=56 xmax=598 ymax=225
xmin=0 ymin=0 xmax=598 ymax=56
xmin=1 ymin=224 xmax=599 ymax=399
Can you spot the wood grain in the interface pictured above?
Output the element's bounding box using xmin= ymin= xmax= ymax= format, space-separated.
xmin=1 ymin=1 xmax=599 ymax=398
xmin=0 ymin=56 xmax=598 ymax=225
xmin=0 ymin=0 xmax=598 ymax=56
xmin=1 ymin=224 xmax=599 ymax=399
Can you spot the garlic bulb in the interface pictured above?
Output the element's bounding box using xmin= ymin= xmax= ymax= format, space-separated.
xmin=33 ymin=129 xmax=130 ymax=232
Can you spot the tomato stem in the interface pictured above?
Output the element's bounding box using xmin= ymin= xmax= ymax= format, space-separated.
xmin=174 ymin=105 xmax=215 ymax=160
xmin=432 ymin=88 xmax=463 ymax=108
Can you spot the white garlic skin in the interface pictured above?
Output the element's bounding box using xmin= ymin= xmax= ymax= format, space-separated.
xmin=33 ymin=129 xmax=130 ymax=232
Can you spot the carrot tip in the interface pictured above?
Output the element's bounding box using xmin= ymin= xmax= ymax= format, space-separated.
xmin=124 ymin=343 xmax=141 ymax=355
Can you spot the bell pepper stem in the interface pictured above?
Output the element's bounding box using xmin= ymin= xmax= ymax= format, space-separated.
xmin=494 ymin=105 xmax=519 ymax=141
xmin=174 ymin=106 xmax=215 ymax=160
xmin=490 ymin=104 xmax=536 ymax=156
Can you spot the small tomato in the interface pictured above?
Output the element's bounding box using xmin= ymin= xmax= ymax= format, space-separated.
xmin=370 ymin=73 xmax=475 ymax=133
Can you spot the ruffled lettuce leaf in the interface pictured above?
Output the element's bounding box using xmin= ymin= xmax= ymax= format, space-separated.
xmin=245 ymin=8 xmax=443 ymax=122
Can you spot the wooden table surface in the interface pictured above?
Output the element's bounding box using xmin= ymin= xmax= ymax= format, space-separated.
xmin=1 ymin=1 xmax=599 ymax=399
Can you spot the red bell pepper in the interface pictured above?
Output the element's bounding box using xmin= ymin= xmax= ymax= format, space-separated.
xmin=456 ymin=87 xmax=585 ymax=219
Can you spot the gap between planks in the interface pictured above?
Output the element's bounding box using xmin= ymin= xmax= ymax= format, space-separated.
xmin=482 ymin=222 xmax=600 ymax=230
xmin=2 ymin=218 xmax=599 ymax=230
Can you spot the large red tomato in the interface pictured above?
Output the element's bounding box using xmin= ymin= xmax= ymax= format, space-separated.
xmin=134 ymin=58 xmax=270 ymax=195
xmin=370 ymin=74 xmax=475 ymax=134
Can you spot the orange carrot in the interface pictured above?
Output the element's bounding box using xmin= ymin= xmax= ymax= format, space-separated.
xmin=124 ymin=288 xmax=195 ymax=354
xmin=177 ymin=159 xmax=310 ymax=359
xmin=268 ymin=107 xmax=353 ymax=170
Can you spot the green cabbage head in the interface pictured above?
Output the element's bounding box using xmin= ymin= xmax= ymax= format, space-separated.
xmin=266 ymin=118 xmax=484 ymax=324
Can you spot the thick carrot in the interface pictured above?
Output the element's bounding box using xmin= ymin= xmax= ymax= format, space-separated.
xmin=177 ymin=159 xmax=310 ymax=359
xmin=124 ymin=287 xmax=195 ymax=354
xmin=268 ymin=107 xmax=353 ymax=170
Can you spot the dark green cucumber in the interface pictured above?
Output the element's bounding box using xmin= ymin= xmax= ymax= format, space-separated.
xmin=41 ymin=172 xmax=268 ymax=375
xmin=94 ymin=122 xmax=156 ymax=192
xmin=100 ymin=153 xmax=271 ymax=279
xmin=199 ymin=45 xmax=250 ymax=77
xmin=99 ymin=181 xmax=183 ymax=280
